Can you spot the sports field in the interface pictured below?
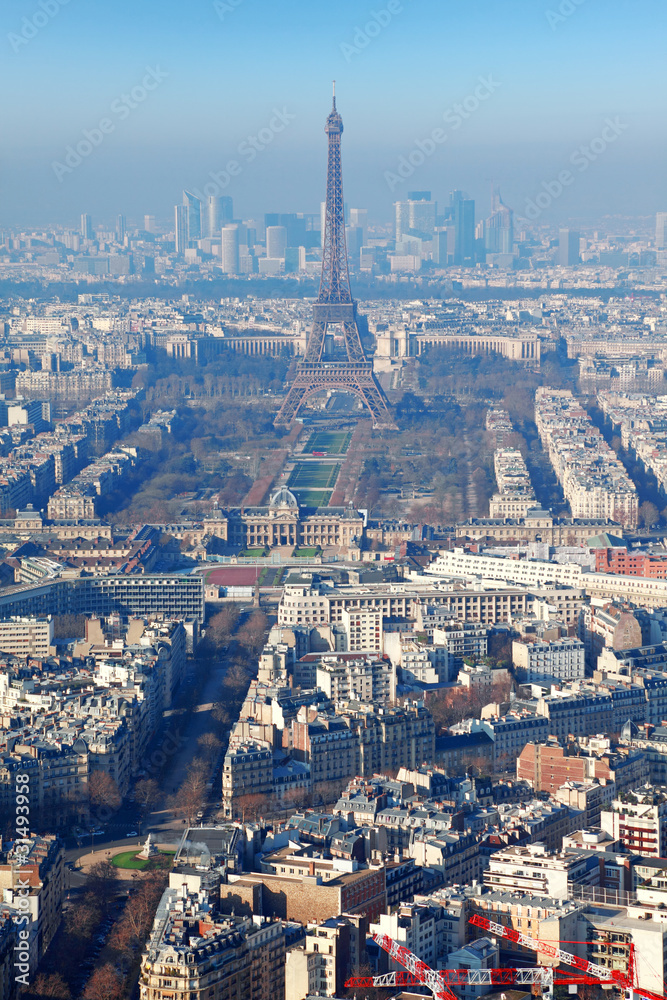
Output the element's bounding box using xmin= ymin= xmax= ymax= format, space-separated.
xmin=291 ymin=490 xmax=332 ymax=507
xmin=304 ymin=431 xmax=352 ymax=455
xmin=288 ymin=462 xmax=341 ymax=490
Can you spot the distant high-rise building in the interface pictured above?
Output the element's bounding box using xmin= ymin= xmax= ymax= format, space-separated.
xmin=395 ymin=194 xmax=435 ymax=240
xmin=433 ymin=227 xmax=454 ymax=266
xmin=182 ymin=191 xmax=202 ymax=241
xmin=656 ymin=213 xmax=667 ymax=250
xmin=485 ymin=189 xmax=514 ymax=255
xmin=349 ymin=208 xmax=368 ymax=244
xmin=410 ymin=200 xmax=436 ymax=237
xmin=206 ymin=196 xmax=233 ymax=238
xmin=451 ymin=191 xmax=475 ymax=265
xmin=266 ymin=225 xmax=288 ymax=259
xmin=80 ymin=213 xmax=93 ymax=240
xmin=559 ymin=228 xmax=580 ymax=266
xmin=174 ymin=205 xmax=189 ymax=255
xmin=284 ymin=246 xmax=306 ymax=273
xmin=346 ymin=225 xmax=364 ymax=259
xmin=395 ymin=201 xmax=409 ymax=240
xmin=143 ymin=214 xmax=156 ymax=233
xmin=115 ymin=214 xmax=126 ymax=243
xmin=221 ymin=224 xmax=240 ymax=274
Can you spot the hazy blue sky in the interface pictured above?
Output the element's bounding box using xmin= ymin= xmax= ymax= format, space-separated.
xmin=1 ymin=0 xmax=665 ymax=228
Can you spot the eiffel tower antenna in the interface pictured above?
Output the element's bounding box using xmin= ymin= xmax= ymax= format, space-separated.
xmin=274 ymin=90 xmax=395 ymax=430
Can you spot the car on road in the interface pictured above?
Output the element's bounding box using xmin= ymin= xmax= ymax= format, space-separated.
xmin=125 ymin=830 xmax=138 ymax=837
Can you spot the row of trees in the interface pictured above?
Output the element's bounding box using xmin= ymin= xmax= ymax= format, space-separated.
xmin=26 ymin=863 xmax=168 ymax=1000
xmin=168 ymin=606 xmax=271 ymax=825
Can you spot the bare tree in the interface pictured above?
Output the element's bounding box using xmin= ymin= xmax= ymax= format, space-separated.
xmin=133 ymin=777 xmax=160 ymax=814
xmin=86 ymin=861 xmax=119 ymax=914
xmin=82 ymin=963 xmax=124 ymax=1000
xmin=198 ymin=732 xmax=222 ymax=762
xmin=88 ymin=771 xmax=122 ymax=812
xmin=170 ymin=769 xmax=206 ymax=825
xmin=24 ymin=973 xmax=71 ymax=999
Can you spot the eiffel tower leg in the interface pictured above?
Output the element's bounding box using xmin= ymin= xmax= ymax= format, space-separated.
xmin=351 ymin=372 xmax=397 ymax=430
xmin=274 ymin=373 xmax=311 ymax=427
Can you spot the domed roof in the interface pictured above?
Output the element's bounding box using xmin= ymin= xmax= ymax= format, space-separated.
xmin=620 ymin=718 xmax=639 ymax=740
xmin=269 ymin=486 xmax=299 ymax=509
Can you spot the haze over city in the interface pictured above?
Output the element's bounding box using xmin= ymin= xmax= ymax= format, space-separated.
xmin=1 ymin=0 xmax=666 ymax=226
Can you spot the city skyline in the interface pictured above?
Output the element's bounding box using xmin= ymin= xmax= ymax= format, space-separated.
xmin=1 ymin=0 xmax=665 ymax=227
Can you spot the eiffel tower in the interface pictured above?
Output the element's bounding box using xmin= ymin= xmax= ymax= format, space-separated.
xmin=274 ymin=86 xmax=395 ymax=430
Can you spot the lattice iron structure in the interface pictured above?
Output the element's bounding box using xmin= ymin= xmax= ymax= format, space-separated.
xmin=348 ymin=922 xmax=667 ymax=1000
xmin=274 ymin=85 xmax=395 ymax=430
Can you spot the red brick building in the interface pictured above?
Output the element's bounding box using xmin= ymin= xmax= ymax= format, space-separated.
xmin=517 ymin=738 xmax=646 ymax=794
xmin=595 ymin=548 xmax=667 ymax=579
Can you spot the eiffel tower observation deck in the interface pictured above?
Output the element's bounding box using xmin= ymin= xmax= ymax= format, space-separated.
xmin=274 ymin=85 xmax=395 ymax=430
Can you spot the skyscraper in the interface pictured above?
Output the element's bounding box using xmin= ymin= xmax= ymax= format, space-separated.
xmin=349 ymin=208 xmax=368 ymax=244
xmin=284 ymin=246 xmax=306 ymax=273
xmin=559 ymin=228 xmax=580 ymax=266
xmin=266 ymin=225 xmax=288 ymax=259
xmin=182 ymin=191 xmax=202 ymax=241
xmin=451 ymin=191 xmax=475 ymax=265
xmin=143 ymin=214 xmax=156 ymax=233
xmin=80 ymin=213 xmax=93 ymax=240
xmin=206 ymin=196 xmax=233 ymax=238
xmin=485 ymin=189 xmax=514 ymax=255
xmin=656 ymin=213 xmax=667 ymax=250
xmin=395 ymin=193 xmax=435 ymax=240
xmin=174 ymin=205 xmax=189 ymax=255
xmin=395 ymin=200 xmax=409 ymax=240
xmin=221 ymin=224 xmax=240 ymax=274
xmin=116 ymin=214 xmax=126 ymax=243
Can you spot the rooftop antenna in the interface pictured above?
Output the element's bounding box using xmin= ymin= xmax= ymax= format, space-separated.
xmin=332 ymin=79 xmax=336 ymax=109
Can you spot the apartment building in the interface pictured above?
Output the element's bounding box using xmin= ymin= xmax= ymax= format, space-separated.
xmin=0 ymin=834 xmax=65 ymax=975
xmin=141 ymin=887 xmax=285 ymax=1000
xmin=517 ymin=738 xmax=647 ymax=795
xmin=0 ymin=616 xmax=54 ymax=658
xmin=315 ymin=655 xmax=395 ymax=705
xmin=489 ymin=446 xmax=537 ymax=519
xmin=535 ymin=387 xmax=638 ymax=527
xmin=222 ymin=741 xmax=273 ymax=819
xmin=512 ymin=637 xmax=585 ymax=683
xmin=601 ymin=788 xmax=667 ymax=857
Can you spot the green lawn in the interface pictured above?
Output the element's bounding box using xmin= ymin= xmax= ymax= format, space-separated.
xmin=239 ymin=547 xmax=268 ymax=557
xmin=291 ymin=489 xmax=332 ymax=507
xmin=288 ymin=462 xmax=341 ymax=490
xmin=111 ymin=850 xmax=175 ymax=870
xmin=293 ymin=547 xmax=321 ymax=558
xmin=304 ymin=431 xmax=352 ymax=455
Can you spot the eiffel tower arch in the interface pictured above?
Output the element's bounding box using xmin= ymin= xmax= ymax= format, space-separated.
xmin=274 ymin=87 xmax=396 ymax=431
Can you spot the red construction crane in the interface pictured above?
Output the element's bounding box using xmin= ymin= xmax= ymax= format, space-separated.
xmin=356 ymin=932 xmax=558 ymax=1000
xmin=470 ymin=913 xmax=665 ymax=1000
xmin=345 ymin=924 xmax=665 ymax=1000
